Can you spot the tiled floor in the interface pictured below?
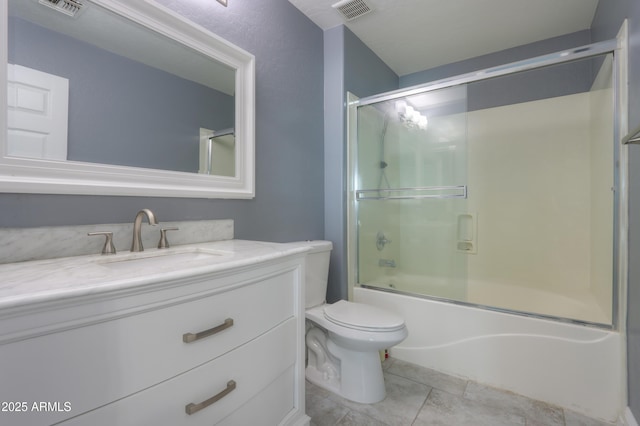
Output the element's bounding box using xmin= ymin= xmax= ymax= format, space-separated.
xmin=305 ymin=357 xmax=613 ymax=426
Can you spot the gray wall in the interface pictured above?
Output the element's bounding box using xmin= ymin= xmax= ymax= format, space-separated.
xmin=400 ymin=31 xmax=591 ymax=87
xmin=323 ymin=25 xmax=398 ymax=302
xmin=9 ymin=17 xmax=234 ymax=173
xmin=343 ymin=27 xmax=399 ymax=100
xmin=592 ymin=0 xmax=640 ymax=420
xmin=1 ymin=0 xmax=325 ymax=244
xmin=402 ymin=31 xmax=594 ymax=112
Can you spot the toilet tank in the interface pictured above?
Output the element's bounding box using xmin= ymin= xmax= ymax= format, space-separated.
xmin=285 ymin=240 xmax=333 ymax=309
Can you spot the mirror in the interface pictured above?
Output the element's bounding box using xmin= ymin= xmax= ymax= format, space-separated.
xmin=0 ymin=0 xmax=255 ymax=198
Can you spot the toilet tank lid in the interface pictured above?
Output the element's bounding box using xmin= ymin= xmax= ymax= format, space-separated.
xmin=285 ymin=240 xmax=332 ymax=253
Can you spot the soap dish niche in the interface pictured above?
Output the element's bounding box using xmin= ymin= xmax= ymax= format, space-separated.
xmin=456 ymin=213 xmax=477 ymax=254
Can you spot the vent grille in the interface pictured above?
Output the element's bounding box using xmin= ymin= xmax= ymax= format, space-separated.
xmin=38 ymin=0 xmax=84 ymax=18
xmin=332 ymin=0 xmax=372 ymax=21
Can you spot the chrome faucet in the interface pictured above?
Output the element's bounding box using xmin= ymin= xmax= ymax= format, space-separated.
xmin=131 ymin=209 xmax=159 ymax=252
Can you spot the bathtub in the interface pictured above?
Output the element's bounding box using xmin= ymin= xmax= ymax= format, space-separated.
xmin=353 ymin=285 xmax=623 ymax=422
xmin=363 ymin=274 xmax=611 ymax=324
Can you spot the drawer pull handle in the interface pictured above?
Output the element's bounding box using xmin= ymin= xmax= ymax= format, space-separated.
xmin=182 ymin=318 xmax=234 ymax=343
xmin=185 ymin=380 xmax=236 ymax=415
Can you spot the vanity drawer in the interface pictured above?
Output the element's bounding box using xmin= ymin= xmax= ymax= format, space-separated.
xmin=217 ymin=366 xmax=297 ymax=426
xmin=58 ymin=318 xmax=297 ymax=426
xmin=0 ymin=269 xmax=296 ymax=426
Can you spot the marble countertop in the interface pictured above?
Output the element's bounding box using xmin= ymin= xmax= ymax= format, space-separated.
xmin=0 ymin=240 xmax=307 ymax=311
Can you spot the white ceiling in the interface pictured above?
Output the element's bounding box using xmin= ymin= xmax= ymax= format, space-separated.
xmin=9 ymin=0 xmax=236 ymax=95
xmin=288 ymin=0 xmax=600 ymax=76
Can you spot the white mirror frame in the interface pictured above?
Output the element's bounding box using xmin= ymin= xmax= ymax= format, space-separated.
xmin=0 ymin=0 xmax=255 ymax=199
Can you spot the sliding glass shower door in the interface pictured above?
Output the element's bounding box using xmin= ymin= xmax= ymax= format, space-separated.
xmin=354 ymin=85 xmax=469 ymax=301
xmin=350 ymin=49 xmax=617 ymax=326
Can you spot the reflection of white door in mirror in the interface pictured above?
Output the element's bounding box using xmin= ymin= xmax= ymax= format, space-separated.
xmin=7 ymin=64 xmax=68 ymax=160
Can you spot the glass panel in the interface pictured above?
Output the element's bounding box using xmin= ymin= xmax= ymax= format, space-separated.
xmin=463 ymin=53 xmax=613 ymax=324
xmin=356 ymin=85 xmax=469 ymax=301
xmin=354 ymin=52 xmax=614 ymax=326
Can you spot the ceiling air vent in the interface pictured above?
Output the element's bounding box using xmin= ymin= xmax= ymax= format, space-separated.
xmin=332 ymin=0 xmax=372 ymax=22
xmin=38 ymin=0 xmax=84 ymax=18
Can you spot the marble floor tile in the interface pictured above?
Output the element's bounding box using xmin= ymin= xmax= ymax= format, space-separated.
xmin=463 ymin=382 xmax=564 ymax=426
xmin=306 ymin=382 xmax=349 ymax=426
xmin=564 ymin=409 xmax=613 ymax=426
xmin=326 ymin=372 xmax=431 ymax=425
xmin=305 ymin=358 xmax=615 ymax=426
xmin=414 ymin=388 xmax=526 ymax=426
xmin=335 ymin=409 xmax=389 ymax=426
xmin=381 ymin=357 xmax=392 ymax=370
xmin=386 ymin=358 xmax=468 ymax=396
xmin=307 ymin=379 xmax=332 ymax=400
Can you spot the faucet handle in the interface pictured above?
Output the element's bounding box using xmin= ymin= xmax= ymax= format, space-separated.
xmin=158 ymin=227 xmax=179 ymax=249
xmin=88 ymin=231 xmax=116 ymax=255
xmin=376 ymin=231 xmax=391 ymax=251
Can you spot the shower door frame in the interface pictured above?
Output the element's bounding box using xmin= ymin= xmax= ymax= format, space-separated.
xmin=347 ymin=36 xmax=628 ymax=330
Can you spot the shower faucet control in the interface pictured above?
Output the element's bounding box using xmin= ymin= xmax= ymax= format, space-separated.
xmin=376 ymin=231 xmax=391 ymax=251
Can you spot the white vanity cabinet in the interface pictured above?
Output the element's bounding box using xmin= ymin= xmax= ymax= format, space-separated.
xmin=0 ymin=248 xmax=309 ymax=426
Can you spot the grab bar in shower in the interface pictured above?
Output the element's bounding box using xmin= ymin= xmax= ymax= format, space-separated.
xmin=356 ymin=185 xmax=467 ymax=200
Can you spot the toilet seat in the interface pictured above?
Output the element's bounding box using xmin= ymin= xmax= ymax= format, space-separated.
xmin=323 ymin=300 xmax=405 ymax=332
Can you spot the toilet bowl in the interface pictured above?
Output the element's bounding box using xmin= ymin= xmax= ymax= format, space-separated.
xmin=286 ymin=240 xmax=408 ymax=404
xmin=306 ymin=300 xmax=408 ymax=403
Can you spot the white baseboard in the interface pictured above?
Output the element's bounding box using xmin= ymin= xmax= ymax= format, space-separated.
xmin=624 ymin=407 xmax=639 ymax=426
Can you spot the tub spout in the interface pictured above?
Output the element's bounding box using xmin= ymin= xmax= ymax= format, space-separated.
xmin=378 ymin=259 xmax=396 ymax=268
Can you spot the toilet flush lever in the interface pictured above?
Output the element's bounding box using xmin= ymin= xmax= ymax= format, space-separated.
xmin=88 ymin=231 xmax=116 ymax=255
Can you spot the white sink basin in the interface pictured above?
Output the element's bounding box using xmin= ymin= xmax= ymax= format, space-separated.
xmin=96 ymin=248 xmax=229 ymax=271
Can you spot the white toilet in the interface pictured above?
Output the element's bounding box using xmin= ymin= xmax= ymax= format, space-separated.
xmin=292 ymin=240 xmax=408 ymax=404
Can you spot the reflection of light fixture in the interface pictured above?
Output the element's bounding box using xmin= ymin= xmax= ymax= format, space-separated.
xmin=395 ymin=100 xmax=428 ymax=130
xmin=216 ymin=0 xmax=228 ymax=6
